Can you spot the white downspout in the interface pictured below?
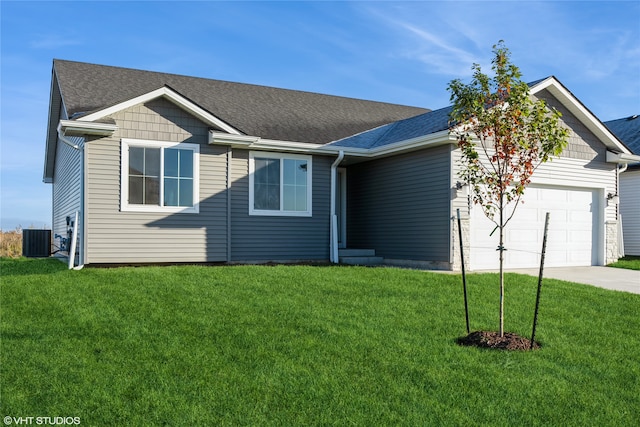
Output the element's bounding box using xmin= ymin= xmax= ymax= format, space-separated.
xmin=616 ymin=163 xmax=628 ymax=258
xmin=57 ymin=124 xmax=84 ymax=270
xmin=330 ymin=150 xmax=344 ymax=263
xmin=57 ymin=122 xmax=80 ymax=149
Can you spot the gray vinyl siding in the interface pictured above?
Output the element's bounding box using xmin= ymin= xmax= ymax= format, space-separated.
xmin=620 ymin=169 xmax=640 ymax=255
xmin=230 ymin=150 xmax=331 ymax=261
xmin=52 ymin=133 xmax=83 ymax=255
xmin=84 ymin=98 xmax=228 ymax=263
xmin=347 ymin=145 xmax=451 ymax=261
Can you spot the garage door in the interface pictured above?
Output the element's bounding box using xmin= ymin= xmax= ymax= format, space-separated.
xmin=470 ymin=186 xmax=599 ymax=270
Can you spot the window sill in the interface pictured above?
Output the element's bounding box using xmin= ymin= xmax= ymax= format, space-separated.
xmin=121 ymin=204 xmax=200 ymax=214
xmin=249 ymin=209 xmax=312 ymax=217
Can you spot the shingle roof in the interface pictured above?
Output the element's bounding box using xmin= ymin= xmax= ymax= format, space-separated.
xmin=53 ymin=59 xmax=429 ymax=144
xmin=329 ymin=106 xmax=452 ymax=149
xmin=328 ymin=78 xmax=564 ymax=150
xmin=604 ymin=115 xmax=640 ymax=155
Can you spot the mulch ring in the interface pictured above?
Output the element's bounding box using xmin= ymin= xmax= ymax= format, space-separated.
xmin=457 ymin=330 xmax=540 ymax=351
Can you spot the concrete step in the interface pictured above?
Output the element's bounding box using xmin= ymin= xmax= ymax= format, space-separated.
xmin=338 ymin=248 xmax=376 ymax=257
xmin=338 ymin=248 xmax=383 ymax=266
xmin=339 ymin=256 xmax=384 ymax=266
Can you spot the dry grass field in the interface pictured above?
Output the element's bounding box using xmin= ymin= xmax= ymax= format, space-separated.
xmin=1 ymin=228 xmax=22 ymax=258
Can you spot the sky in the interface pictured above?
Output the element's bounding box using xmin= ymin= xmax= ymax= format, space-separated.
xmin=1 ymin=0 xmax=639 ymax=231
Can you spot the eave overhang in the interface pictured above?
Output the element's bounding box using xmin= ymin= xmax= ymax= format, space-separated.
xmin=209 ymin=130 xmax=324 ymax=154
xmin=210 ymin=128 xmax=455 ymax=159
xmin=606 ymin=151 xmax=640 ymax=164
xmin=58 ymin=120 xmax=118 ymax=136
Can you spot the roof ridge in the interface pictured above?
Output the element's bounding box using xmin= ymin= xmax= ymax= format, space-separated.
xmin=53 ymin=59 xmax=427 ymax=110
xmin=51 ymin=59 xmax=429 ymax=145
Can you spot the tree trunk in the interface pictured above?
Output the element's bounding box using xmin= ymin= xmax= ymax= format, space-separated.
xmin=499 ymin=198 xmax=505 ymax=337
xmin=499 ymin=225 xmax=505 ymax=337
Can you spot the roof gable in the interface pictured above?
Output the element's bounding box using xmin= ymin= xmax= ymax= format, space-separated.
xmin=530 ymin=77 xmax=632 ymax=155
xmin=52 ymin=59 xmax=428 ymax=144
xmin=76 ymin=85 xmax=242 ymax=135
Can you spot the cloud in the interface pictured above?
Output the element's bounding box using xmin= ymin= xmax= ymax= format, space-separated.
xmin=30 ymin=34 xmax=83 ymax=49
xmin=393 ymin=22 xmax=480 ymax=75
xmin=358 ymin=4 xmax=492 ymax=78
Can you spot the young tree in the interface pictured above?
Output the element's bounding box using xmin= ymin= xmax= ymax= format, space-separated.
xmin=448 ymin=41 xmax=569 ymax=337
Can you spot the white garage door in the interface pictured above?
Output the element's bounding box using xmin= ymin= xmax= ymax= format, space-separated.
xmin=470 ymin=186 xmax=599 ymax=270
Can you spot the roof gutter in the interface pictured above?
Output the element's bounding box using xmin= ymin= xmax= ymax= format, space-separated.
xmin=57 ymin=122 xmax=80 ymax=150
xmin=209 ymin=130 xmax=324 ymax=153
xmin=58 ymin=120 xmax=118 ymax=137
xmin=606 ymin=151 xmax=640 ymax=164
xmin=315 ymin=130 xmax=455 ymax=158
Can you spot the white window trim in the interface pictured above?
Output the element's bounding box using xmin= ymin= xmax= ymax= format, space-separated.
xmin=249 ymin=151 xmax=313 ymax=217
xmin=121 ymin=138 xmax=200 ymax=213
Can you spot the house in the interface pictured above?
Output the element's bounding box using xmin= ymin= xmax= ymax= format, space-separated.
xmin=44 ymin=59 xmax=640 ymax=270
xmin=604 ymin=115 xmax=640 ymax=256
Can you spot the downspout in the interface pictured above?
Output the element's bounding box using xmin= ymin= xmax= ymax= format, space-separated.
xmin=226 ymin=146 xmax=232 ymax=263
xmin=616 ymin=163 xmax=628 ymax=258
xmin=57 ymin=123 xmax=84 ymax=270
xmin=57 ymin=122 xmax=80 ymax=149
xmin=329 ymin=150 xmax=344 ymax=263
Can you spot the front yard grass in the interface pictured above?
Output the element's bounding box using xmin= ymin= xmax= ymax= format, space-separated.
xmin=608 ymin=255 xmax=640 ymax=270
xmin=1 ymin=258 xmax=639 ymax=426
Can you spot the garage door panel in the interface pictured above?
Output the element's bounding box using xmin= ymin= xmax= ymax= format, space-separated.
xmin=545 ymin=190 xmax=567 ymax=203
xmin=569 ymin=230 xmax=591 ymax=244
xmin=470 ymin=186 xmax=598 ymax=270
xmin=546 ymin=250 xmax=568 ymax=266
xmin=571 ymin=211 xmax=592 ymax=223
xmin=569 ymin=250 xmax=591 ymax=264
xmin=548 ymin=209 xmax=568 ymax=222
xmin=517 ymin=208 xmax=538 ymax=222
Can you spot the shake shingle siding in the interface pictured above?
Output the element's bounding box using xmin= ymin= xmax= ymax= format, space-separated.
xmin=230 ymin=151 xmax=331 ymax=261
xmin=85 ymin=99 xmax=228 ymax=263
xmin=347 ymin=145 xmax=451 ymax=262
xmin=535 ymin=89 xmax=607 ymax=162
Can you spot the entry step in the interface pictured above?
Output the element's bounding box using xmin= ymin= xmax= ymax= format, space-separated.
xmin=338 ymin=249 xmax=383 ymax=266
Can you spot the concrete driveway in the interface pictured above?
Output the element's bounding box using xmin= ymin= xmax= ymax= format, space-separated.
xmin=503 ymin=266 xmax=640 ymax=294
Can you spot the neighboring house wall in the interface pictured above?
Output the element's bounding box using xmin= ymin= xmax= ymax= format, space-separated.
xmin=620 ymin=168 xmax=640 ymax=256
xmin=84 ymin=98 xmax=228 ymax=263
xmin=52 ymin=134 xmax=84 ymax=256
xmin=230 ymin=150 xmax=332 ymax=261
xmin=346 ymin=144 xmax=451 ymax=266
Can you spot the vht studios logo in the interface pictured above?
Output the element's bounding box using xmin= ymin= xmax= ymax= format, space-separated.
xmin=4 ymin=417 xmax=81 ymax=425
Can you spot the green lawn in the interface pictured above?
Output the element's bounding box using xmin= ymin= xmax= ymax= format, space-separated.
xmin=609 ymin=256 xmax=640 ymax=270
xmin=1 ymin=258 xmax=639 ymax=426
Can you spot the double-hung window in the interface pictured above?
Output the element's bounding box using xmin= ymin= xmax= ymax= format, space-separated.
xmin=121 ymin=139 xmax=199 ymax=213
xmin=249 ymin=152 xmax=312 ymax=216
